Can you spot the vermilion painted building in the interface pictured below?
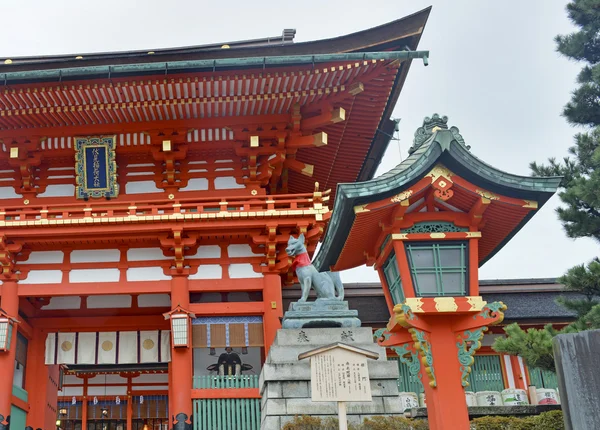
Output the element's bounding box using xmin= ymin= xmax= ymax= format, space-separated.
xmin=0 ymin=9 xmax=433 ymax=430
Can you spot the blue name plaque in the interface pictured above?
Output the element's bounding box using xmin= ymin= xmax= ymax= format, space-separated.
xmin=75 ymin=136 xmax=119 ymax=199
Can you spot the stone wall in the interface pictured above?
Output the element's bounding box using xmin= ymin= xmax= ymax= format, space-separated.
xmin=259 ymin=327 xmax=404 ymax=430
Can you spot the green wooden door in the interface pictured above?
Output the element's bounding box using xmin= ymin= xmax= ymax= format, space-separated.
xmin=192 ymin=376 xmax=261 ymax=430
xmin=10 ymin=405 xmax=27 ymax=430
xmin=466 ymin=355 xmax=505 ymax=392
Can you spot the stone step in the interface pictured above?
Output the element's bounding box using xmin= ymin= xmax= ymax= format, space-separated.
xmin=260 ymin=359 xmax=399 ymax=385
xmin=273 ymin=327 xmax=375 ymax=346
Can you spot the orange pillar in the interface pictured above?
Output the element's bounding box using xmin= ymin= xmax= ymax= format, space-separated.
xmin=25 ymin=328 xmax=48 ymax=429
xmin=0 ymin=279 xmax=18 ymax=427
xmin=510 ymin=356 xmax=528 ymax=390
xmin=422 ymin=319 xmax=471 ymax=430
xmin=263 ymin=273 xmax=283 ymax=350
xmin=169 ymin=275 xmax=193 ymax=427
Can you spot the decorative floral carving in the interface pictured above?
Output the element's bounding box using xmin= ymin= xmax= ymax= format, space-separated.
xmin=409 ymin=114 xmax=449 ymax=154
xmin=395 ymin=303 xmax=417 ymax=328
xmin=456 ymin=327 xmax=487 ymax=387
xmin=410 ymin=328 xmax=436 ymax=387
xmin=402 ymin=221 xmax=467 ymax=234
xmin=390 ymin=190 xmax=413 ymax=204
xmin=391 ymin=343 xmax=422 ymax=383
xmin=476 ymin=302 xmax=507 ymax=323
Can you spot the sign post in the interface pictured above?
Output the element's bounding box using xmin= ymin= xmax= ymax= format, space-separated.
xmin=299 ymin=342 xmax=379 ymax=430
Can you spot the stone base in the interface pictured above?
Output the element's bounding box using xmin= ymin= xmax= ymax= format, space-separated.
xmin=259 ymin=327 xmax=403 ymax=430
xmin=281 ymin=299 xmax=361 ymax=329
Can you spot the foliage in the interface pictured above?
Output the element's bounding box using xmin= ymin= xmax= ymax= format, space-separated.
xmin=492 ymin=323 xmax=560 ymax=372
xmin=282 ymin=411 xmax=563 ymax=430
xmin=500 ymin=0 xmax=600 ymax=371
xmin=471 ymin=411 xmax=564 ymax=430
xmin=281 ymin=415 xmax=428 ymax=430
xmin=493 ymin=260 xmax=600 ymax=371
xmin=360 ymin=416 xmax=429 ymax=430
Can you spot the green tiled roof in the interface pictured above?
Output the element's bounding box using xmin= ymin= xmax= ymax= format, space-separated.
xmin=314 ymin=114 xmax=562 ymax=271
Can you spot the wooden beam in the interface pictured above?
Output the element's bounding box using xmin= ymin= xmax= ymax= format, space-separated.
xmin=17 ymin=280 xmax=171 ymax=297
xmin=287 ymin=132 xmax=327 ymax=148
xmin=189 ymin=302 xmax=264 ymax=316
xmin=28 ymin=315 xmax=167 ymax=330
xmin=284 ymin=158 xmax=314 ymax=177
xmin=0 ymin=113 xmax=290 ymax=140
xmin=189 ymin=278 xmax=263 ymax=293
xmin=191 ymin=388 xmax=261 ymax=399
xmin=300 ymin=107 xmax=346 ymax=130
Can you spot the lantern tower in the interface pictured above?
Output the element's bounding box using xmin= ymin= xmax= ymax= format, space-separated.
xmin=314 ymin=114 xmax=561 ymax=430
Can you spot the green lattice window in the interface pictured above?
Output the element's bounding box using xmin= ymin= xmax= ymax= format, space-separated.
xmin=402 ymin=221 xmax=468 ymax=234
xmin=406 ymin=241 xmax=468 ymax=296
xmin=383 ymin=252 xmax=405 ymax=305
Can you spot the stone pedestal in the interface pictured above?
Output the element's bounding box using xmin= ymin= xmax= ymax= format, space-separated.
xmin=259 ymin=327 xmax=403 ymax=430
xmin=281 ymin=299 xmax=361 ymax=329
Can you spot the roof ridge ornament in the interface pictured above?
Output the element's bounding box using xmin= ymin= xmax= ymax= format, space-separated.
xmin=408 ymin=114 xmax=469 ymax=154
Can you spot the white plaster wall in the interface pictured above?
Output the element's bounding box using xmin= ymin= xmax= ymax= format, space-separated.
xmin=189 ymin=265 xmax=222 ymax=279
xmin=132 ymin=374 xmax=169 ymax=383
xmin=69 ymin=269 xmax=120 ymax=283
xmin=41 ymin=296 xmax=81 ymax=310
xmin=0 ymin=187 xmax=21 ymax=198
xmin=229 ymin=264 xmax=262 ymax=278
xmin=125 ymin=180 xmax=161 ymax=194
xmin=87 ymin=295 xmax=132 ymax=309
xmin=126 ymin=267 xmax=170 ymax=281
xmin=87 ymin=386 xmax=127 ymax=395
xmin=21 ymin=250 xmax=64 ymax=264
xmin=181 ymin=178 xmax=209 ymax=191
xmin=214 ymin=176 xmax=244 ymax=190
xmin=227 ymin=244 xmax=262 ymax=257
xmin=127 ymin=248 xmax=170 ymax=261
xmin=71 ymin=249 xmax=120 ymax=263
xmin=191 ymin=245 xmax=221 ymax=258
xmin=137 ymin=294 xmax=171 ymax=308
xmin=38 ymin=184 xmax=75 ymax=197
xmin=20 ymin=270 xmax=63 ymax=284
xmin=59 ymin=387 xmax=84 ymax=396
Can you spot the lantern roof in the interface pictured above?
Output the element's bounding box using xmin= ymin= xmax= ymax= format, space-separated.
xmin=314 ymin=114 xmax=562 ymax=272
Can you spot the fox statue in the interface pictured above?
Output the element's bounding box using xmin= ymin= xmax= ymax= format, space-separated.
xmin=285 ymin=234 xmax=344 ymax=302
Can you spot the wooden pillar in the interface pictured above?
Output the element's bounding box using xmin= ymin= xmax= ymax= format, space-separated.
xmin=510 ymin=356 xmax=528 ymax=390
xmin=0 ymin=279 xmax=18 ymax=427
xmin=263 ymin=273 xmax=283 ymax=350
xmin=169 ymin=275 xmax=193 ymax=428
xmin=421 ymin=321 xmax=471 ymax=430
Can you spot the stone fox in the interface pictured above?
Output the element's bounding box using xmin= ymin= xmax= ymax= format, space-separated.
xmin=285 ymin=234 xmax=344 ymax=302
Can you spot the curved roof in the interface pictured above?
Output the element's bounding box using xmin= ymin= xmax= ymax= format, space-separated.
xmin=0 ymin=8 xmax=431 ymax=187
xmin=314 ymin=114 xmax=562 ymax=271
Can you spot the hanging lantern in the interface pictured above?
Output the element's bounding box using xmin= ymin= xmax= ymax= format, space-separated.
xmin=116 ymin=396 xmax=120 ymax=405
xmin=140 ymin=395 xmax=144 ymax=404
xmin=101 ymin=407 xmax=108 ymax=417
xmin=72 ymin=396 xmax=76 ymax=405
xmin=163 ymin=306 xmax=195 ymax=348
xmin=93 ymin=396 xmax=98 ymax=405
xmin=59 ymin=407 xmax=67 ymax=415
xmin=0 ymin=309 xmax=19 ymax=352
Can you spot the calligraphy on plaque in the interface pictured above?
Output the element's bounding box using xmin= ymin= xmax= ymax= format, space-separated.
xmin=75 ymin=136 xmax=119 ymax=199
xmin=309 ymin=347 xmax=372 ymax=402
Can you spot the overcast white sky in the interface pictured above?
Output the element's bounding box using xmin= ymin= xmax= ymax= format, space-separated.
xmin=1 ymin=0 xmax=597 ymax=282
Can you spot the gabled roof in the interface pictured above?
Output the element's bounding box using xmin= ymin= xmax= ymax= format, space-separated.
xmin=314 ymin=114 xmax=562 ymax=271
